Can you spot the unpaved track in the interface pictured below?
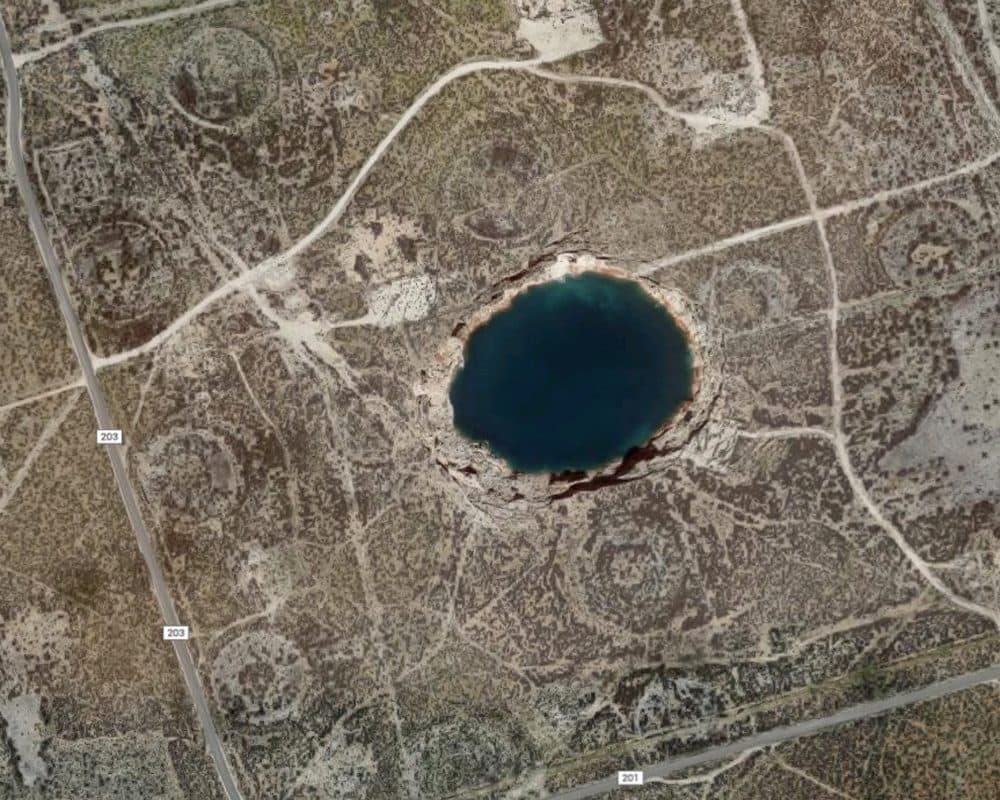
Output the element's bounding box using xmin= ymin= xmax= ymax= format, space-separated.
xmin=12 ymin=0 xmax=253 ymax=66
xmin=91 ymin=54 xmax=550 ymax=371
xmin=6 ymin=5 xmax=1000 ymax=798
xmin=0 ymin=14 xmax=244 ymax=800
xmin=547 ymin=663 xmax=1000 ymax=800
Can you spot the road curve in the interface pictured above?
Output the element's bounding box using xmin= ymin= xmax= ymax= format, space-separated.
xmin=547 ymin=663 xmax=1000 ymax=800
xmin=6 ymin=10 xmax=1000 ymax=800
xmin=0 ymin=15 xmax=244 ymax=800
xmin=91 ymin=53 xmax=550 ymax=372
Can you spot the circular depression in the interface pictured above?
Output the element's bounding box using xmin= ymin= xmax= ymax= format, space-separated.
xmin=448 ymin=271 xmax=694 ymax=474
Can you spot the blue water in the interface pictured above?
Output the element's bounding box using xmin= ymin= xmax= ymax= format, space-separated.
xmin=449 ymin=272 xmax=694 ymax=473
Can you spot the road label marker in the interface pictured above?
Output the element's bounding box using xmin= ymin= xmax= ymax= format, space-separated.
xmin=617 ymin=771 xmax=643 ymax=786
xmin=97 ymin=429 xmax=123 ymax=444
xmin=163 ymin=626 xmax=190 ymax=640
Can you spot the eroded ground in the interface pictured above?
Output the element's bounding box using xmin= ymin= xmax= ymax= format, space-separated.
xmin=590 ymin=682 xmax=1000 ymax=800
xmin=1 ymin=0 xmax=999 ymax=798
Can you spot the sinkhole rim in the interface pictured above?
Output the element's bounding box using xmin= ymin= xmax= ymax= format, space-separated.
xmin=445 ymin=262 xmax=704 ymax=478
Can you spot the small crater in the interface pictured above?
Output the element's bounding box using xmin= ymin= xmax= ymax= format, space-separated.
xmin=167 ymin=27 xmax=278 ymax=127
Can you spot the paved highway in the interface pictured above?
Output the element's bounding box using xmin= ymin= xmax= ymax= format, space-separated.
xmin=0 ymin=16 xmax=243 ymax=800
xmin=5 ymin=12 xmax=999 ymax=800
xmin=547 ymin=663 xmax=1000 ymax=799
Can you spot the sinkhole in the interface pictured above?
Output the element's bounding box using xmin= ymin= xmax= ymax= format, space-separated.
xmin=449 ymin=271 xmax=695 ymax=474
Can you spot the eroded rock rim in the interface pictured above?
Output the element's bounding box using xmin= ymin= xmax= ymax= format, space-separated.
xmin=421 ymin=253 xmax=718 ymax=504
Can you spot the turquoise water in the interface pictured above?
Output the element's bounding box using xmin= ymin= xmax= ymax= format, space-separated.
xmin=449 ymin=272 xmax=694 ymax=473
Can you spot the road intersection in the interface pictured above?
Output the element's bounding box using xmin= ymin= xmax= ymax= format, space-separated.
xmin=0 ymin=16 xmax=244 ymax=800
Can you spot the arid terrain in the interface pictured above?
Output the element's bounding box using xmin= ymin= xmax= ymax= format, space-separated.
xmin=585 ymin=682 xmax=1000 ymax=800
xmin=0 ymin=1 xmax=998 ymax=798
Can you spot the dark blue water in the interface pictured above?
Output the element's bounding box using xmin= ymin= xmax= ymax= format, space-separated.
xmin=449 ymin=272 xmax=694 ymax=473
